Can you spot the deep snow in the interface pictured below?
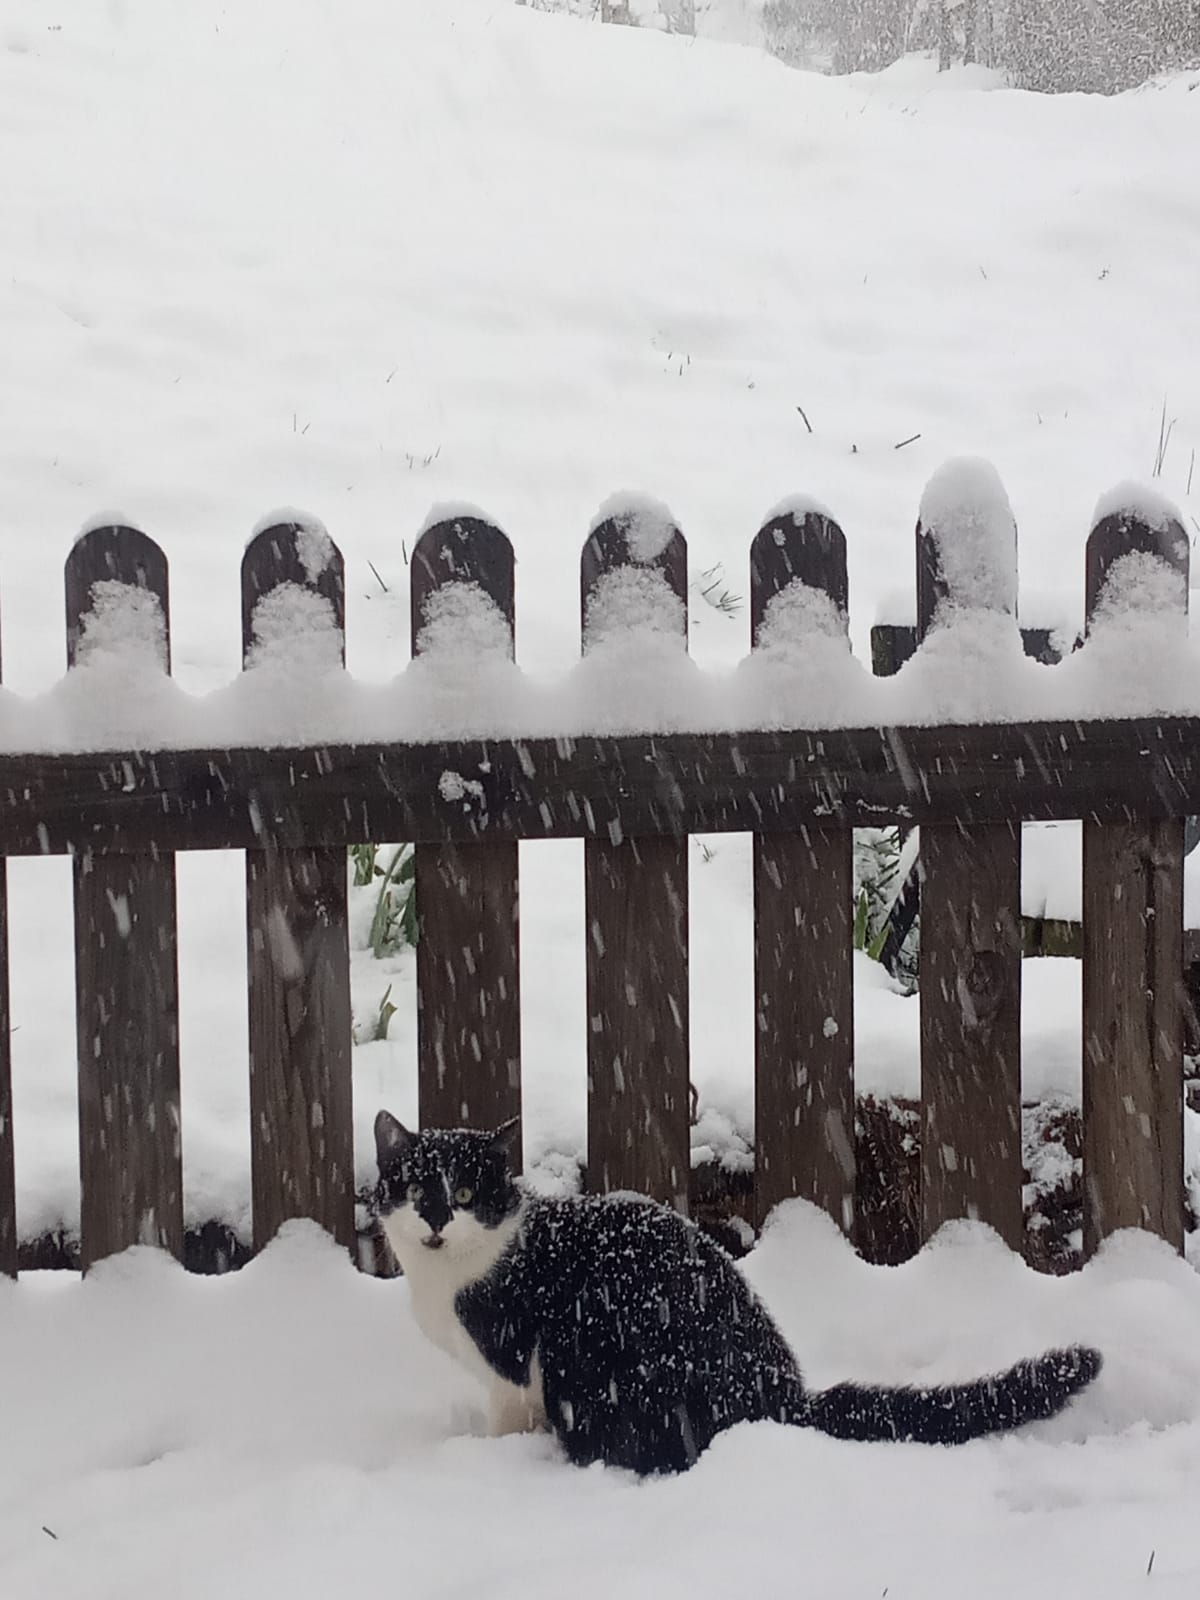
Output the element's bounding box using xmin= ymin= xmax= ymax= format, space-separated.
xmin=2 ymin=0 xmax=1199 ymax=1239
xmin=3 ymin=1215 xmax=1200 ymax=1599
xmin=3 ymin=3 xmax=1200 ymax=1587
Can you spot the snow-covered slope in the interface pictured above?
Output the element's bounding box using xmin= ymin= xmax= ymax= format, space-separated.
xmin=4 ymin=6 xmax=1200 ymax=1593
xmin=2 ymin=3 xmax=1199 ymax=1226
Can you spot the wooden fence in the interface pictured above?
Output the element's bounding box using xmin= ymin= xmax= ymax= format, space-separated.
xmin=0 ymin=487 xmax=1193 ymax=1276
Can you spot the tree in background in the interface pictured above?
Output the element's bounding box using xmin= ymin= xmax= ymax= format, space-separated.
xmin=761 ymin=0 xmax=1198 ymax=84
xmin=1002 ymin=0 xmax=1199 ymax=92
xmin=527 ymin=0 xmax=1200 ymax=87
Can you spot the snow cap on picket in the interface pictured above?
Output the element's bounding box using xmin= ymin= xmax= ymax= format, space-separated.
xmin=919 ymin=457 xmax=1018 ymax=618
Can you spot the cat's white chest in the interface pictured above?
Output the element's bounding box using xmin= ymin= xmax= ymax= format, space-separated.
xmin=383 ymin=1209 xmax=542 ymax=1430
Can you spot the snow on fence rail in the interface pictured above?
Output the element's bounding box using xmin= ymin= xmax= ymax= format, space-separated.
xmin=0 ymin=477 xmax=1193 ymax=1277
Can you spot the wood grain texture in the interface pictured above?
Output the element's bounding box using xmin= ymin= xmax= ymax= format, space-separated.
xmin=749 ymin=510 xmax=855 ymax=1232
xmin=5 ymin=720 xmax=1200 ymax=855
xmin=1082 ymin=820 xmax=1184 ymax=1253
xmin=748 ymin=507 xmax=848 ymax=642
xmin=582 ymin=511 xmax=690 ymax=1208
xmin=66 ymin=526 xmax=182 ymax=1270
xmin=242 ymin=522 xmax=353 ymax=1253
xmin=411 ymin=516 xmax=521 ymax=1153
xmin=0 ymin=594 xmax=12 ymax=1277
xmin=0 ymin=892 xmax=11 ymax=1275
xmin=918 ymin=824 xmax=1023 ymax=1245
xmin=916 ymin=493 xmax=1023 ymax=1249
xmin=1081 ymin=507 xmax=1188 ymax=1256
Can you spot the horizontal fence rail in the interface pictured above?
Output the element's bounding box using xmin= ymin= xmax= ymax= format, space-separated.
xmin=1 ymin=719 xmax=1200 ymax=854
xmin=0 ymin=469 xmax=1192 ymax=1275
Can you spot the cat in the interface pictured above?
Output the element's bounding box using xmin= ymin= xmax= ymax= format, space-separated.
xmin=373 ymin=1111 xmax=1101 ymax=1477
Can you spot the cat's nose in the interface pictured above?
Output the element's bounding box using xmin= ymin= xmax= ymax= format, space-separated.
xmin=421 ymin=1233 xmax=444 ymax=1251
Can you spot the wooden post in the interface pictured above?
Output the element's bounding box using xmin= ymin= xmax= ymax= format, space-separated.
xmin=66 ymin=526 xmax=183 ymax=1269
xmin=916 ymin=480 xmax=1023 ymax=1249
xmin=411 ymin=515 xmax=521 ymax=1152
xmin=1082 ymin=505 xmax=1188 ymax=1255
xmin=581 ymin=510 xmax=690 ymax=1209
xmin=0 ymin=602 xmax=13 ymax=1278
xmin=750 ymin=508 xmax=855 ymax=1233
xmin=242 ymin=520 xmax=354 ymax=1253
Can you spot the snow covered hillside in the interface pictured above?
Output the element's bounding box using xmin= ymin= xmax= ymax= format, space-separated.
xmin=2 ymin=0 xmax=1200 ymax=1233
xmin=3 ymin=1 xmax=1200 ymax=1591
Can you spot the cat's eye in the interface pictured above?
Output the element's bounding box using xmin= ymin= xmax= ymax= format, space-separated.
xmin=454 ymin=1186 xmax=474 ymax=1206
xmin=406 ymin=1183 xmax=423 ymax=1202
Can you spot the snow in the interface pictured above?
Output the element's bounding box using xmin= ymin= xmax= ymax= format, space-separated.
xmin=591 ymin=492 xmax=680 ymax=563
xmin=71 ymin=581 xmax=168 ymax=673
xmin=1 ymin=1216 xmax=1200 ymax=1597
xmin=583 ymin=563 xmax=687 ymax=646
xmin=414 ymin=580 xmax=514 ymax=660
xmin=759 ymin=491 xmax=840 ymax=527
xmin=918 ymin=456 xmax=1019 ymax=618
xmin=2 ymin=0 xmax=1200 ymax=1570
xmin=1093 ymin=479 xmax=1189 ymax=537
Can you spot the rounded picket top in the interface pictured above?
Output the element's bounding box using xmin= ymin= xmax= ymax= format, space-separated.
xmin=749 ymin=501 xmax=848 ymax=648
xmin=411 ymin=509 xmax=515 ymax=658
xmin=915 ymin=457 xmax=1018 ymax=642
xmin=580 ymin=495 xmax=687 ymax=648
xmin=65 ymin=521 xmax=171 ymax=671
xmin=241 ymin=512 xmax=344 ymax=665
xmin=1085 ymin=485 xmax=1189 ymax=633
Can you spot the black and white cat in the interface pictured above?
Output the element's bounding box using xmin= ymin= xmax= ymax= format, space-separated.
xmin=374 ymin=1112 xmax=1100 ymax=1476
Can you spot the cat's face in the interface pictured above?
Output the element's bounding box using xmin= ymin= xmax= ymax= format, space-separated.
xmin=373 ymin=1111 xmax=521 ymax=1259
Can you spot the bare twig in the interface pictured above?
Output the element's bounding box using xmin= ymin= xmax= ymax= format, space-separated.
xmin=795 ymin=403 xmax=813 ymax=434
xmin=894 ymin=433 xmax=922 ymax=450
xmin=1147 ymin=1550 xmax=1156 ymax=1576
xmin=1153 ymin=399 xmax=1176 ymax=478
xmin=367 ymin=561 xmax=389 ymax=594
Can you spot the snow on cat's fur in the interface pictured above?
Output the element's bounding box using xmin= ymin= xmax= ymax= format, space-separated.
xmin=374 ymin=1113 xmax=1101 ymax=1476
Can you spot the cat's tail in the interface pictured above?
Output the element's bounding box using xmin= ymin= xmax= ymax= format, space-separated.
xmin=803 ymin=1345 xmax=1101 ymax=1445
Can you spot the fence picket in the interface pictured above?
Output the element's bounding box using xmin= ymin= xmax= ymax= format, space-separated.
xmin=1082 ymin=507 xmax=1188 ymax=1255
xmin=915 ymin=481 xmax=1023 ymax=1250
xmin=242 ymin=521 xmax=354 ymax=1254
xmin=66 ymin=525 xmax=183 ymax=1270
xmin=750 ymin=509 xmax=855 ymax=1232
xmin=0 ymin=602 xmax=12 ymax=1276
xmin=581 ymin=510 xmax=690 ymax=1208
xmin=2 ymin=486 xmax=1191 ymax=1275
xmin=411 ymin=516 xmax=521 ymax=1151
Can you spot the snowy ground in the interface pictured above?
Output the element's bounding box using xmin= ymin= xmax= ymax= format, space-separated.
xmin=3 ymin=0 xmax=1200 ymax=1239
xmin=3 ymin=1214 xmax=1200 ymax=1600
xmin=4 ymin=0 xmax=1200 ymax=1590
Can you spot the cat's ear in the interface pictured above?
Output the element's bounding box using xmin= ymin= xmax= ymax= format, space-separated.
xmin=374 ymin=1109 xmax=414 ymax=1167
xmin=490 ymin=1117 xmax=521 ymax=1157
